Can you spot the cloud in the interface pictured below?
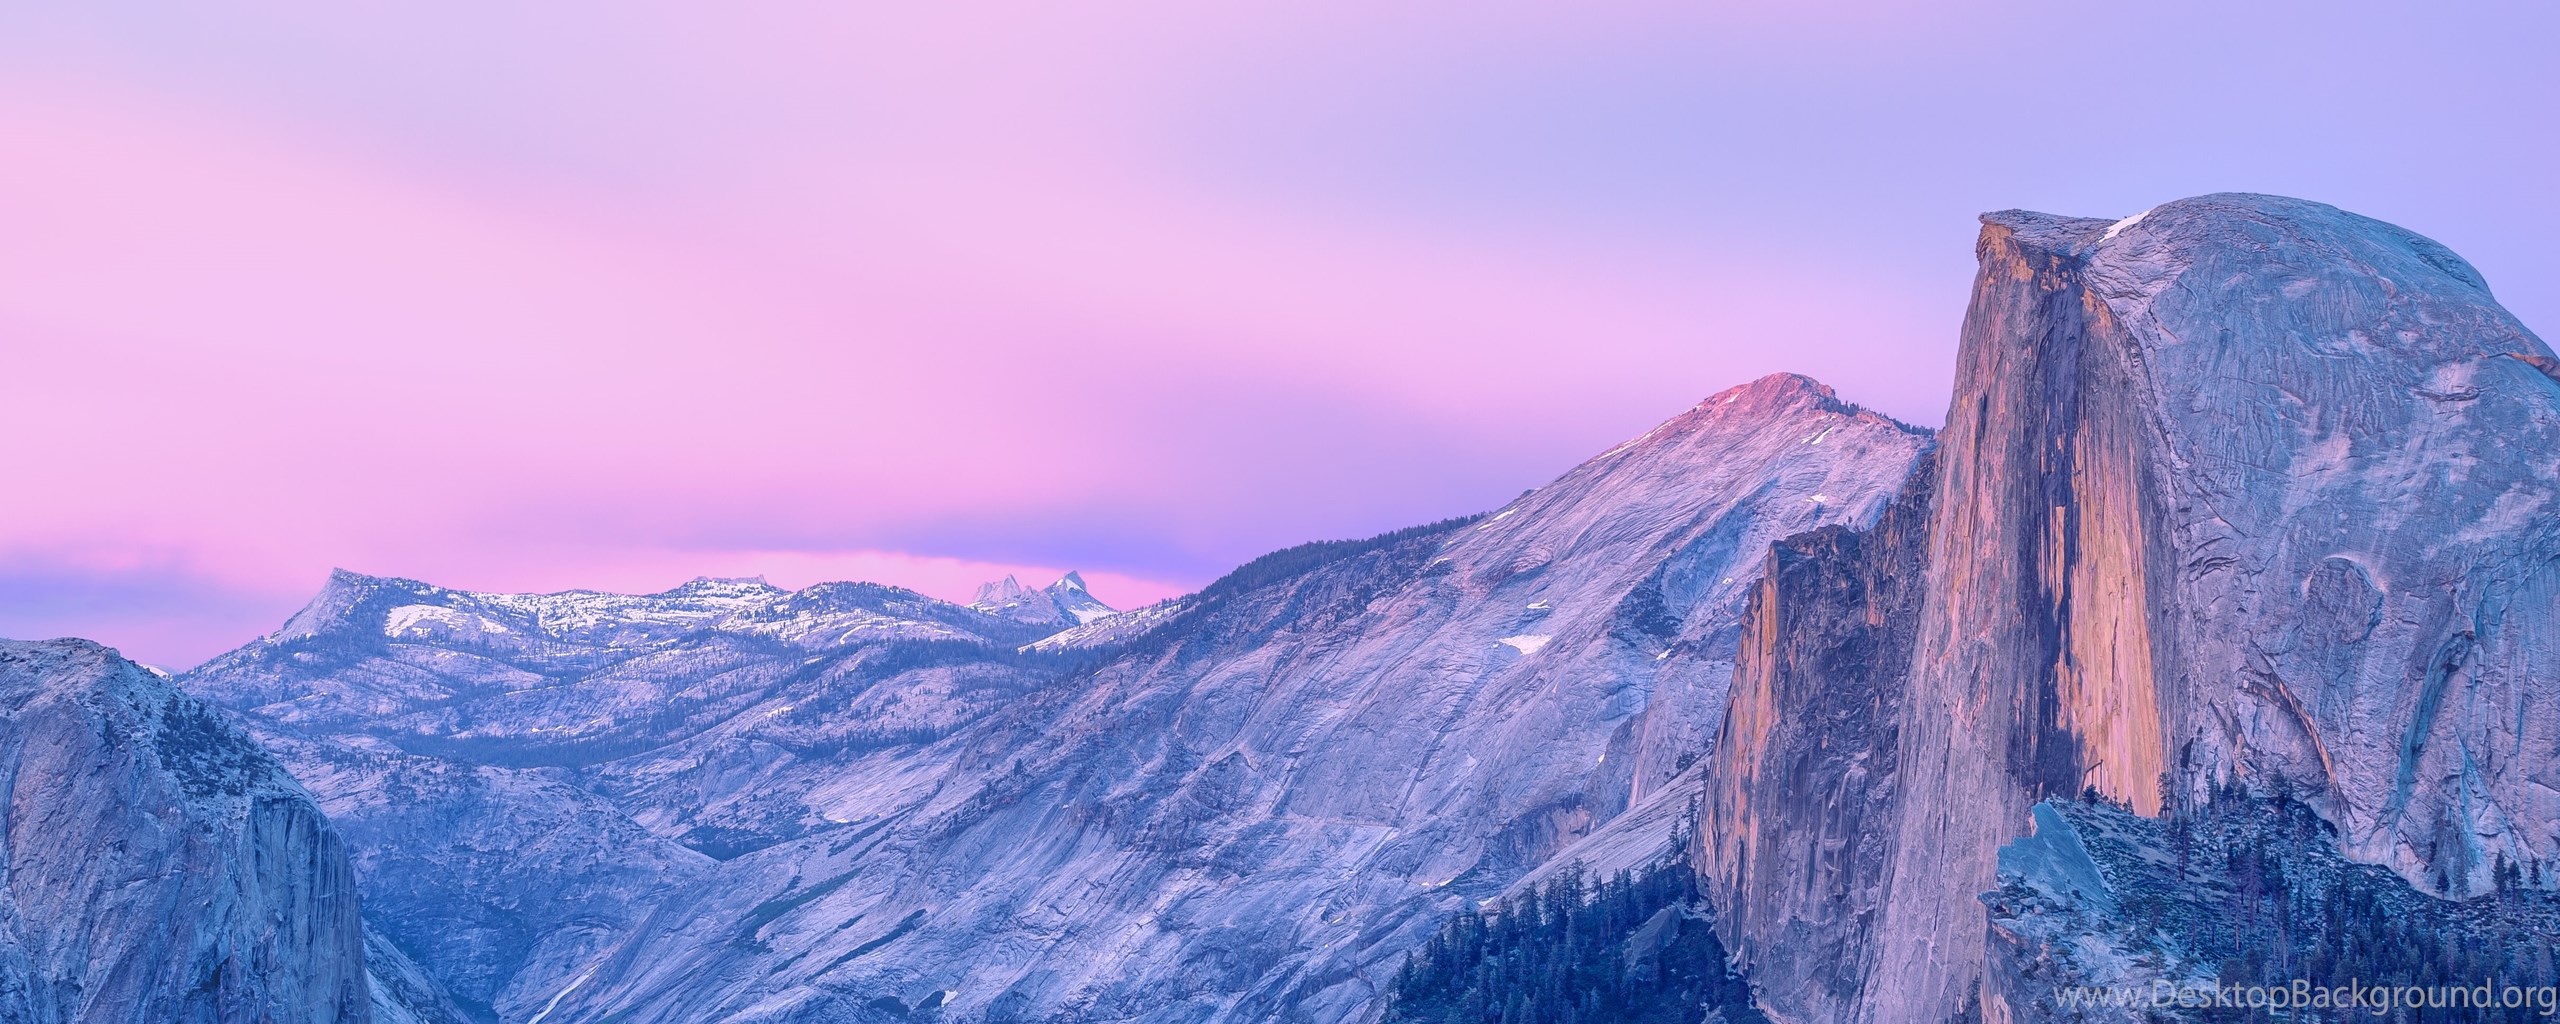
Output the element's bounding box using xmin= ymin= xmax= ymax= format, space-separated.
xmin=1 ymin=0 xmax=2551 ymax=665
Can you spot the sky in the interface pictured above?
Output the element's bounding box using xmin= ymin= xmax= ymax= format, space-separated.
xmin=3 ymin=2 xmax=2553 ymax=668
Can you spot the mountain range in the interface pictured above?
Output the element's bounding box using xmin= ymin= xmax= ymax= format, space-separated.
xmin=4 ymin=193 xmax=2554 ymax=1023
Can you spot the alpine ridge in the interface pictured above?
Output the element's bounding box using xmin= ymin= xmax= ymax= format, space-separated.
xmin=180 ymin=372 xmax=1933 ymax=1023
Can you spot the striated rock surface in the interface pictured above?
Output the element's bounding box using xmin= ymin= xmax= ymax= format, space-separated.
xmin=184 ymin=373 xmax=1930 ymax=1024
xmin=0 ymin=638 xmax=372 ymax=1024
xmin=1882 ymin=193 xmax=2560 ymax=1024
xmin=1700 ymin=193 xmax=2560 ymax=1024
xmin=533 ymin=373 xmax=1930 ymax=1024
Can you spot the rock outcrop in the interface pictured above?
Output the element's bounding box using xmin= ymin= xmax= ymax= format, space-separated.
xmin=969 ymin=572 xmax=1117 ymax=626
xmin=0 ymin=638 xmax=372 ymax=1024
xmin=1698 ymin=193 xmax=2560 ymax=1023
xmin=1697 ymin=451 xmax=1935 ymax=1023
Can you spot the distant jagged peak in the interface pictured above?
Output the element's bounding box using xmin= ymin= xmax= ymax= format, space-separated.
xmin=969 ymin=574 xmax=1029 ymax=608
xmin=968 ymin=570 xmax=1118 ymax=626
xmin=1044 ymin=571 xmax=1117 ymax=624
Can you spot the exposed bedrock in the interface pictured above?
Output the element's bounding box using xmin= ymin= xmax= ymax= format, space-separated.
xmin=0 ymin=639 xmax=372 ymax=1024
xmin=1699 ymin=451 xmax=1936 ymax=1024
xmin=1700 ymin=193 xmax=2560 ymax=1024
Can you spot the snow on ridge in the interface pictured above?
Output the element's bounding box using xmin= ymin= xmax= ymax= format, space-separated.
xmin=2102 ymin=208 xmax=2153 ymax=241
xmin=384 ymin=604 xmax=511 ymax=639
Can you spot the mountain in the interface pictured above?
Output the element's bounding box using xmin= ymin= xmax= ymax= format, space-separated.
xmin=969 ymin=572 xmax=1118 ymax=626
xmin=188 ymin=571 xmax=1061 ymax=766
xmin=60 ymin=190 xmax=2551 ymax=1024
xmin=180 ymin=372 xmax=1930 ymax=1023
xmin=0 ymin=639 xmax=371 ymax=1024
xmin=181 ymin=574 xmax=1078 ymax=1021
xmin=1699 ymin=194 xmax=2560 ymax=1022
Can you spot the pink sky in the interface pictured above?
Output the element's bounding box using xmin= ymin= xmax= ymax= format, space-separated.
xmin=4 ymin=2 xmax=2553 ymax=667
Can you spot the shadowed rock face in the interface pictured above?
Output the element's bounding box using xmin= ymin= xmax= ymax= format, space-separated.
xmin=1700 ymin=193 xmax=2560 ymax=1024
xmin=1698 ymin=451 xmax=1935 ymax=1024
xmin=0 ymin=639 xmax=371 ymax=1024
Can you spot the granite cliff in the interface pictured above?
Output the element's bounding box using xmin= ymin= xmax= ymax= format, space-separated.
xmin=0 ymin=639 xmax=373 ymax=1024
xmin=1700 ymin=193 xmax=2560 ymax=1023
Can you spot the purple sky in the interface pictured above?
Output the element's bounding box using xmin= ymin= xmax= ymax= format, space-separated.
xmin=4 ymin=2 xmax=2553 ymax=668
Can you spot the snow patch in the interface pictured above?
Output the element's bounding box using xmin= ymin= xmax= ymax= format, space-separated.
xmin=2102 ymin=208 xmax=2153 ymax=241
xmin=525 ymin=969 xmax=594 ymax=1024
xmin=1496 ymin=635 xmax=1552 ymax=655
xmin=384 ymin=604 xmax=509 ymax=638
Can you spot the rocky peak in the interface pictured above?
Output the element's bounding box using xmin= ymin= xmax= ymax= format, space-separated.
xmin=1599 ymin=372 xmax=1925 ymax=469
xmin=969 ymin=574 xmax=1029 ymax=608
xmin=968 ymin=571 xmax=1117 ymax=626
xmin=271 ymin=568 xmax=443 ymax=643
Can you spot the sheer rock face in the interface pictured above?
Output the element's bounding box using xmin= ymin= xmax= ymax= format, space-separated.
xmin=0 ymin=639 xmax=371 ymax=1024
xmin=1697 ymin=452 xmax=1935 ymax=1024
xmin=1887 ymin=194 xmax=2559 ymax=1024
xmin=1702 ymin=193 xmax=2560 ymax=1024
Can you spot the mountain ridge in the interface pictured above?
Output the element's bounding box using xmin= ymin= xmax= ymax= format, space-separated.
xmin=175 ymin=367 xmax=1932 ymax=1024
xmin=19 ymin=191 xmax=2550 ymax=1024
